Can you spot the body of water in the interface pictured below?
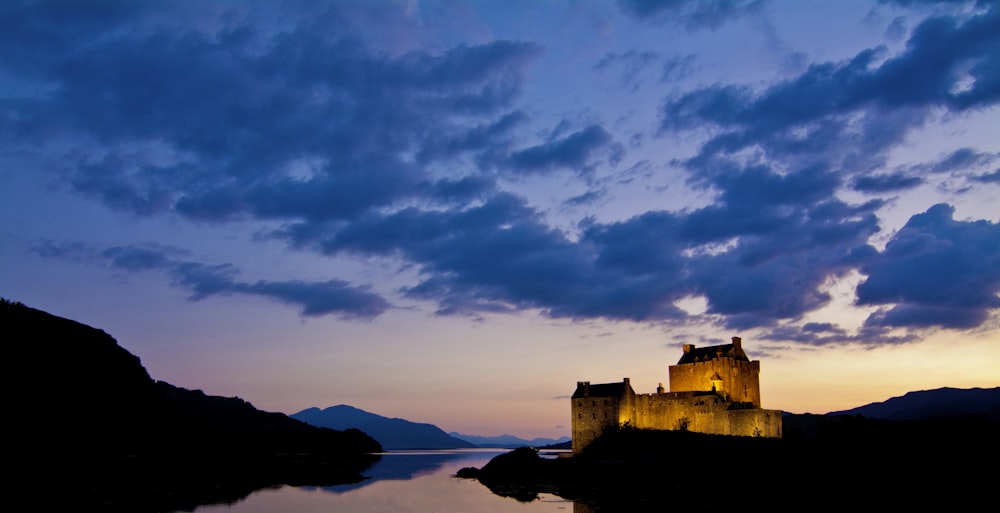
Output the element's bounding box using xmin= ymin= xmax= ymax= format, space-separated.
xmin=193 ymin=449 xmax=576 ymax=513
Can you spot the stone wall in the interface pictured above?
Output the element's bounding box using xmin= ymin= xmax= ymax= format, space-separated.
xmin=571 ymin=389 xmax=634 ymax=453
xmin=573 ymin=390 xmax=782 ymax=453
xmin=728 ymin=408 xmax=783 ymax=438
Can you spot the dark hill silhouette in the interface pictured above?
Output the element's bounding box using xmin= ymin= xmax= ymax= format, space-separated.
xmin=293 ymin=404 xmax=475 ymax=450
xmin=3 ymin=298 xmax=381 ymax=512
xmin=825 ymin=386 xmax=1000 ymax=420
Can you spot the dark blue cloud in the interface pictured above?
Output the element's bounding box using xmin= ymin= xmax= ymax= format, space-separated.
xmin=662 ymin=5 xmax=1000 ymax=176
xmin=896 ymin=147 xmax=1000 ymax=185
xmin=856 ymin=203 xmax=1000 ymax=329
xmin=760 ymin=323 xmax=917 ymax=346
xmin=7 ymin=1 xmax=998 ymax=341
xmin=282 ymin=192 xmax=690 ymax=322
xmin=425 ymin=175 xmax=498 ymax=204
xmin=633 ymin=3 xmax=1000 ymax=335
xmin=563 ymin=188 xmax=608 ymax=208
xmin=236 ymin=279 xmax=390 ymax=319
xmin=271 ymin=160 xmax=884 ymax=329
xmin=852 ymin=172 xmax=924 ymax=193
xmin=973 ymin=169 xmax=1000 ymax=183
xmin=679 ymin=165 xmax=844 ymax=243
xmin=618 ymin=0 xmax=765 ymax=30
xmin=506 ymin=125 xmax=622 ymax=177
xmin=584 ymin=211 xmax=689 ymax=277
xmin=33 ymin=242 xmax=391 ymax=320
xmin=928 ymin=148 xmax=998 ymax=174
xmin=102 ymin=246 xmax=174 ymax=272
xmin=687 ymin=207 xmax=880 ymax=328
xmin=0 ymin=2 xmax=541 ymax=222
xmin=417 ymin=111 xmax=528 ymax=164
xmin=581 ymin=163 xmax=882 ymax=329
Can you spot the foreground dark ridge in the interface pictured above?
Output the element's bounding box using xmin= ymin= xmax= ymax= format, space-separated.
xmin=462 ymin=411 xmax=999 ymax=511
xmin=3 ymin=299 xmax=382 ymax=512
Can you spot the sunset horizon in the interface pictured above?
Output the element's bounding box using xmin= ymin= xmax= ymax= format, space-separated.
xmin=2 ymin=0 xmax=997 ymax=440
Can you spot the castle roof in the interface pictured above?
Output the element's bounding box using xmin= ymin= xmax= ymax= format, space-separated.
xmin=676 ymin=337 xmax=750 ymax=364
xmin=572 ymin=379 xmax=635 ymax=399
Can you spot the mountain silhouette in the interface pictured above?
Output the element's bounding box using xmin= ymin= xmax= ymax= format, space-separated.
xmin=825 ymin=386 xmax=1000 ymax=420
xmin=293 ymin=404 xmax=475 ymax=450
xmin=449 ymin=432 xmax=571 ymax=448
xmin=3 ymin=298 xmax=381 ymax=512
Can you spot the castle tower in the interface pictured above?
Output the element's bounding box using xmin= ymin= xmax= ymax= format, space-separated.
xmin=668 ymin=336 xmax=761 ymax=406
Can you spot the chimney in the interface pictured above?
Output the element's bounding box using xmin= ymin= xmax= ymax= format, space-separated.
xmin=732 ymin=336 xmax=742 ymax=349
xmin=577 ymin=381 xmax=590 ymax=397
xmin=682 ymin=344 xmax=695 ymax=353
xmin=657 ymin=383 xmax=665 ymax=394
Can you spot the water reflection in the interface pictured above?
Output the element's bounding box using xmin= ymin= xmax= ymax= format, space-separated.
xmin=321 ymin=449 xmax=505 ymax=492
xmin=194 ymin=449 xmax=574 ymax=513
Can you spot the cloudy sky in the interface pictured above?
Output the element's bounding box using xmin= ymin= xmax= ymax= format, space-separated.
xmin=2 ymin=0 xmax=998 ymax=439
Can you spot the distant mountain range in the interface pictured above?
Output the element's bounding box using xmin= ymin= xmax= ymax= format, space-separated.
xmin=449 ymin=432 xmax=571 ymax=448
xmin=293 ymin=405 xmax=475 ymax=450
xmin=292 ymin=404 xmax=571 ymax=449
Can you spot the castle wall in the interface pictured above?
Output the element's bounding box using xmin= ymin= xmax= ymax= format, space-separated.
xmin=571 ymin=392 xmax=633 ymax=453
xmin=728 ymin=408 xmax=783 ymax=438
xmin=631 ymin=393 xmax=775 ymax=436
xmin=631 ymin=392 xmax=729 ymax=433
xmin=573 ymin=391 xmax=782 ymax=453
xmin=668 ymin=357 xmax=761 ymax=406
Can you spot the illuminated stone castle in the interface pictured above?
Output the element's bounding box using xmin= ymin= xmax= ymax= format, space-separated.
xmin=571 ymin=336 xmax=782 ymax=453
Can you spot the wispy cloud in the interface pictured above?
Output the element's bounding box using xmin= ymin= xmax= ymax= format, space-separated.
xmin=32 ymin=242 xmax=391 ymax=320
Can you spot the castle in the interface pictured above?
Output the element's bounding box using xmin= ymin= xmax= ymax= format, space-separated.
xmin=571 ymin=336 xmax=782 ymax=453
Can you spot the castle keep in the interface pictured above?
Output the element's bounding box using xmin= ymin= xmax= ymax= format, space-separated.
xmin=571 ymin=336 xmax=782 ymax=453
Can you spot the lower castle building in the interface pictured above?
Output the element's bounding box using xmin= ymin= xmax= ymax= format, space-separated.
xmin=571 ymin=336 xmax=782 ymax=453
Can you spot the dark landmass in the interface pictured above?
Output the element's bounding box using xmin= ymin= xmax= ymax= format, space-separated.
xmin=449 ymin=432 xmax=571 ymax=448
xmin=292 ymin=405 xmax=571 ymax=449
xmin=4 ymin=299 xmax=382 ymax=513
xmin=824 ymin=386 xmax=1000 ymax=420
xmin=463 ymin=407 xmax=999 ymax=511
xmin=536 ymin=440 xmax=571 ymax=450
xmin=293 ymin=404 xmax=475 ymax=450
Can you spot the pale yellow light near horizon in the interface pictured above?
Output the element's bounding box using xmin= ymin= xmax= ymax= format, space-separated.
xmin=95 ymin=280 xmax=999 ymax=440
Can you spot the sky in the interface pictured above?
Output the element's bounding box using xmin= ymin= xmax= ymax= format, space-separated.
xmin=1 ymin=0 xmax=998 ymax=439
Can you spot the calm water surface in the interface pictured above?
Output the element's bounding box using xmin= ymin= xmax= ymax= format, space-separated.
xmin=193 ymin=449 xmax=574 ymax=513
